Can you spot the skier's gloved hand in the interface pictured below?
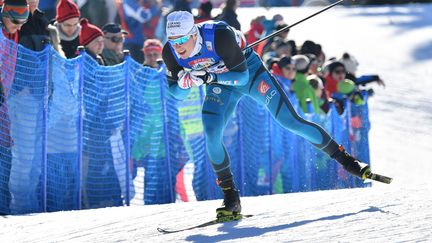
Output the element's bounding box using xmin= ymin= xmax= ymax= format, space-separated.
xmin=190 ymin=70 xmax=216 ymax=84
xmin=177 ymin=70 xmax=195 ymax=89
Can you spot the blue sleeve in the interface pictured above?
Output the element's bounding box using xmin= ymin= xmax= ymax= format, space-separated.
xmin=355 ymin=75 xmax=380 ymax=85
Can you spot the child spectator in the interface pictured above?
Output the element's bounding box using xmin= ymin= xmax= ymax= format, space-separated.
xmin=271 ymin=56 xmax=296 ymax=94
xmin=80 ymin=18 xmax=105 ymax=65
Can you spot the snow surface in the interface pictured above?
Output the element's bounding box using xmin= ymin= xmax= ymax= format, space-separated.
xmin=2 ymin=4 xmax=432 ymax=242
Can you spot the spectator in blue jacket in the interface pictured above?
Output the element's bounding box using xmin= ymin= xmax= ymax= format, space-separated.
xmin=117 ymin=0 xmax=160 ymax=63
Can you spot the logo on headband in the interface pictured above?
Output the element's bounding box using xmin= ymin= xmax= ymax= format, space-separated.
xmin=167 ymin=21 xmax=181 ymax=29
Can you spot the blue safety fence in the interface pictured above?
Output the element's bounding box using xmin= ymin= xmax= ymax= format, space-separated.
xmin=0 ymin=34 xmax=371 ymax=215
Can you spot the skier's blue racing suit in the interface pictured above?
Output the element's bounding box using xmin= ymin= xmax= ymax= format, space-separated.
xmin=162 ymin=21 xmax=340 ymax=181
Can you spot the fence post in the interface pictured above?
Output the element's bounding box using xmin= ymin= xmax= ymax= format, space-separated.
xmin=76 ymin=46 xmax=85 ymax=210
xmin=159 ymin=65 xmax=174 ymax=202
xmin=41 ymin=45 xmax=50 ymax=212
xmin=268 ymin=113 xmax=273 ymax=195
xmin=123 ymin=50 xmax=131 ymax=206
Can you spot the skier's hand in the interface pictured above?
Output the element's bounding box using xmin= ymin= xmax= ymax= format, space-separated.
xmin=190 ymin=70 xmax=216 ymax=84
xmin=177 ymin=70 xmax=194 ymax=89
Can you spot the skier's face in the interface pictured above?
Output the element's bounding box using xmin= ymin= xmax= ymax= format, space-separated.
xmin=168 ymin=33 xmax=197 ymax=59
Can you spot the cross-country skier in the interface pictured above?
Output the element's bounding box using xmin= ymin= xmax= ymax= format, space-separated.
xmin=162 ymin=11 xmax=370 ymax=218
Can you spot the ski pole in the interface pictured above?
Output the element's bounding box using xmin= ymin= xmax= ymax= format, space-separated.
xmin=244 ymin=0 xmax=345 ymax=50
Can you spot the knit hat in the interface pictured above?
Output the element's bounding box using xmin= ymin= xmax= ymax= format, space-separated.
xmin=292 ymin=55 xmax=310 ymax=73
xmin=1 ymin=0 xmax=29 ymax=20
xmin=79 ymin=18 xmax=103 ymax=46
xmin=339 ymin=52 xmax=358 ymax=74
xmin=166 ymin=11 xmax=196 ymax=38
xmin=56 ymin=0 xmax=80 ymax=23
xmin=307 ymin=74 xmax=324 ymax=90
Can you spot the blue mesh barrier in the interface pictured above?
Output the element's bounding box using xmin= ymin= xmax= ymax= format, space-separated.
xmin=0 ymin=33 xmax=372 ymax=214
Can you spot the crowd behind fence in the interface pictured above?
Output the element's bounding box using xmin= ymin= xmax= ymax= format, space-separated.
xmin=0 ymin=34 xmax=371 ymax=215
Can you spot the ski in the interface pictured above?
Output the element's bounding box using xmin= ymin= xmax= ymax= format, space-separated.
xmin=157 ymin=214 xmax=253 ymax=234
xmin=365 ymin=171 xmax=393 ymax=184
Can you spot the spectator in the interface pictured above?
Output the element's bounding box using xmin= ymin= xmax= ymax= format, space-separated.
xmin=339 ymin=52 xmax=385 ymax=88
xmin=53 ymin=0 xmax=81 ymax=59
xmin=258 ymin=22 xmax=296 ymax=57
xmin=291 ymin=54 xmax=322 ymax=114
xmin=1 ymin=0 xmax=43 ymax=215
xmin=79 ymin=18 xmax=105 ymax=65
xmin=324 ymin=61 xmax=347 ymax=97
xmin=142 ymin=38 xmax=163 ymax=68
xmin=301 ymin=40 xmax=325 ymax=70
xmin=0 ymin=2 xmax=20 ymax=211
xmin=0 ymin=0 xmax=28 ymax=42
xmin=37 ymin=0 xmax=56 ymax=21
xmin=271 ymin=56 xmax=296 ymax=93
xmin=173 ymin=0 xmax=192 ymax=12
xmin=307 ymin=74 xmax=326 ymax=114
xmin=246 ymin=16 xmax=264 ymax=51
xmin=116 ymin=0 xmax=160 ymax=63
xmin=323 ymin=61 xmax=359 ymax=112
xmin=19 ymin=0 xmax=50 ymax=51
xmin=101 ymin=23 xmax=127 ymax=66
xmin=142 ymin=0 xmax=162 ymax=40
xmin=215 ymin=0 xmax=241 ymax=30
xmin=304 ymin=53 xmax=319 ymax=75
xmin=194 ymin=0 xmax=213 ymax=23
xmin=78 ymin=0 xmax=108 ymax=28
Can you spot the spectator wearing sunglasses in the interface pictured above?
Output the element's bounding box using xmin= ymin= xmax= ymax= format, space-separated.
xmin=270 ymin=56 xmax=296 ymax=94
xmin=0 ymin=0 xmax=29 ymax=42
xmin=52 ymin=0 xmax=81 ymax=59
xmin=0 ymin=0 xmax=29 ymax=215
xmin=101 ymin=23 xmax=127 ymax=66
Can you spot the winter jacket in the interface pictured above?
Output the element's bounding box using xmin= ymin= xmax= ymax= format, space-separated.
xmin=18 ymin=9 xmax=50 ymax=51
xmin=292 ymin=72 xmax=322 ymax=114
xmin=216 ymin=9 xmax=241 ymax=31
xmin=116 ymin=0 xmax=160 ymax=46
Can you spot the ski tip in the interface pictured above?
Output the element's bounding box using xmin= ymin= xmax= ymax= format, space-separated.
xmin=366 ymin=172 xmax=393 ymax=184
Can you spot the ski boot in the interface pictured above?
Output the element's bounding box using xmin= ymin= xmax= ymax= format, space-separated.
xmin=216 ymin=178 xmax=241 ymax=221
xmin=332 ymin=145 xmax=371 ymax=180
